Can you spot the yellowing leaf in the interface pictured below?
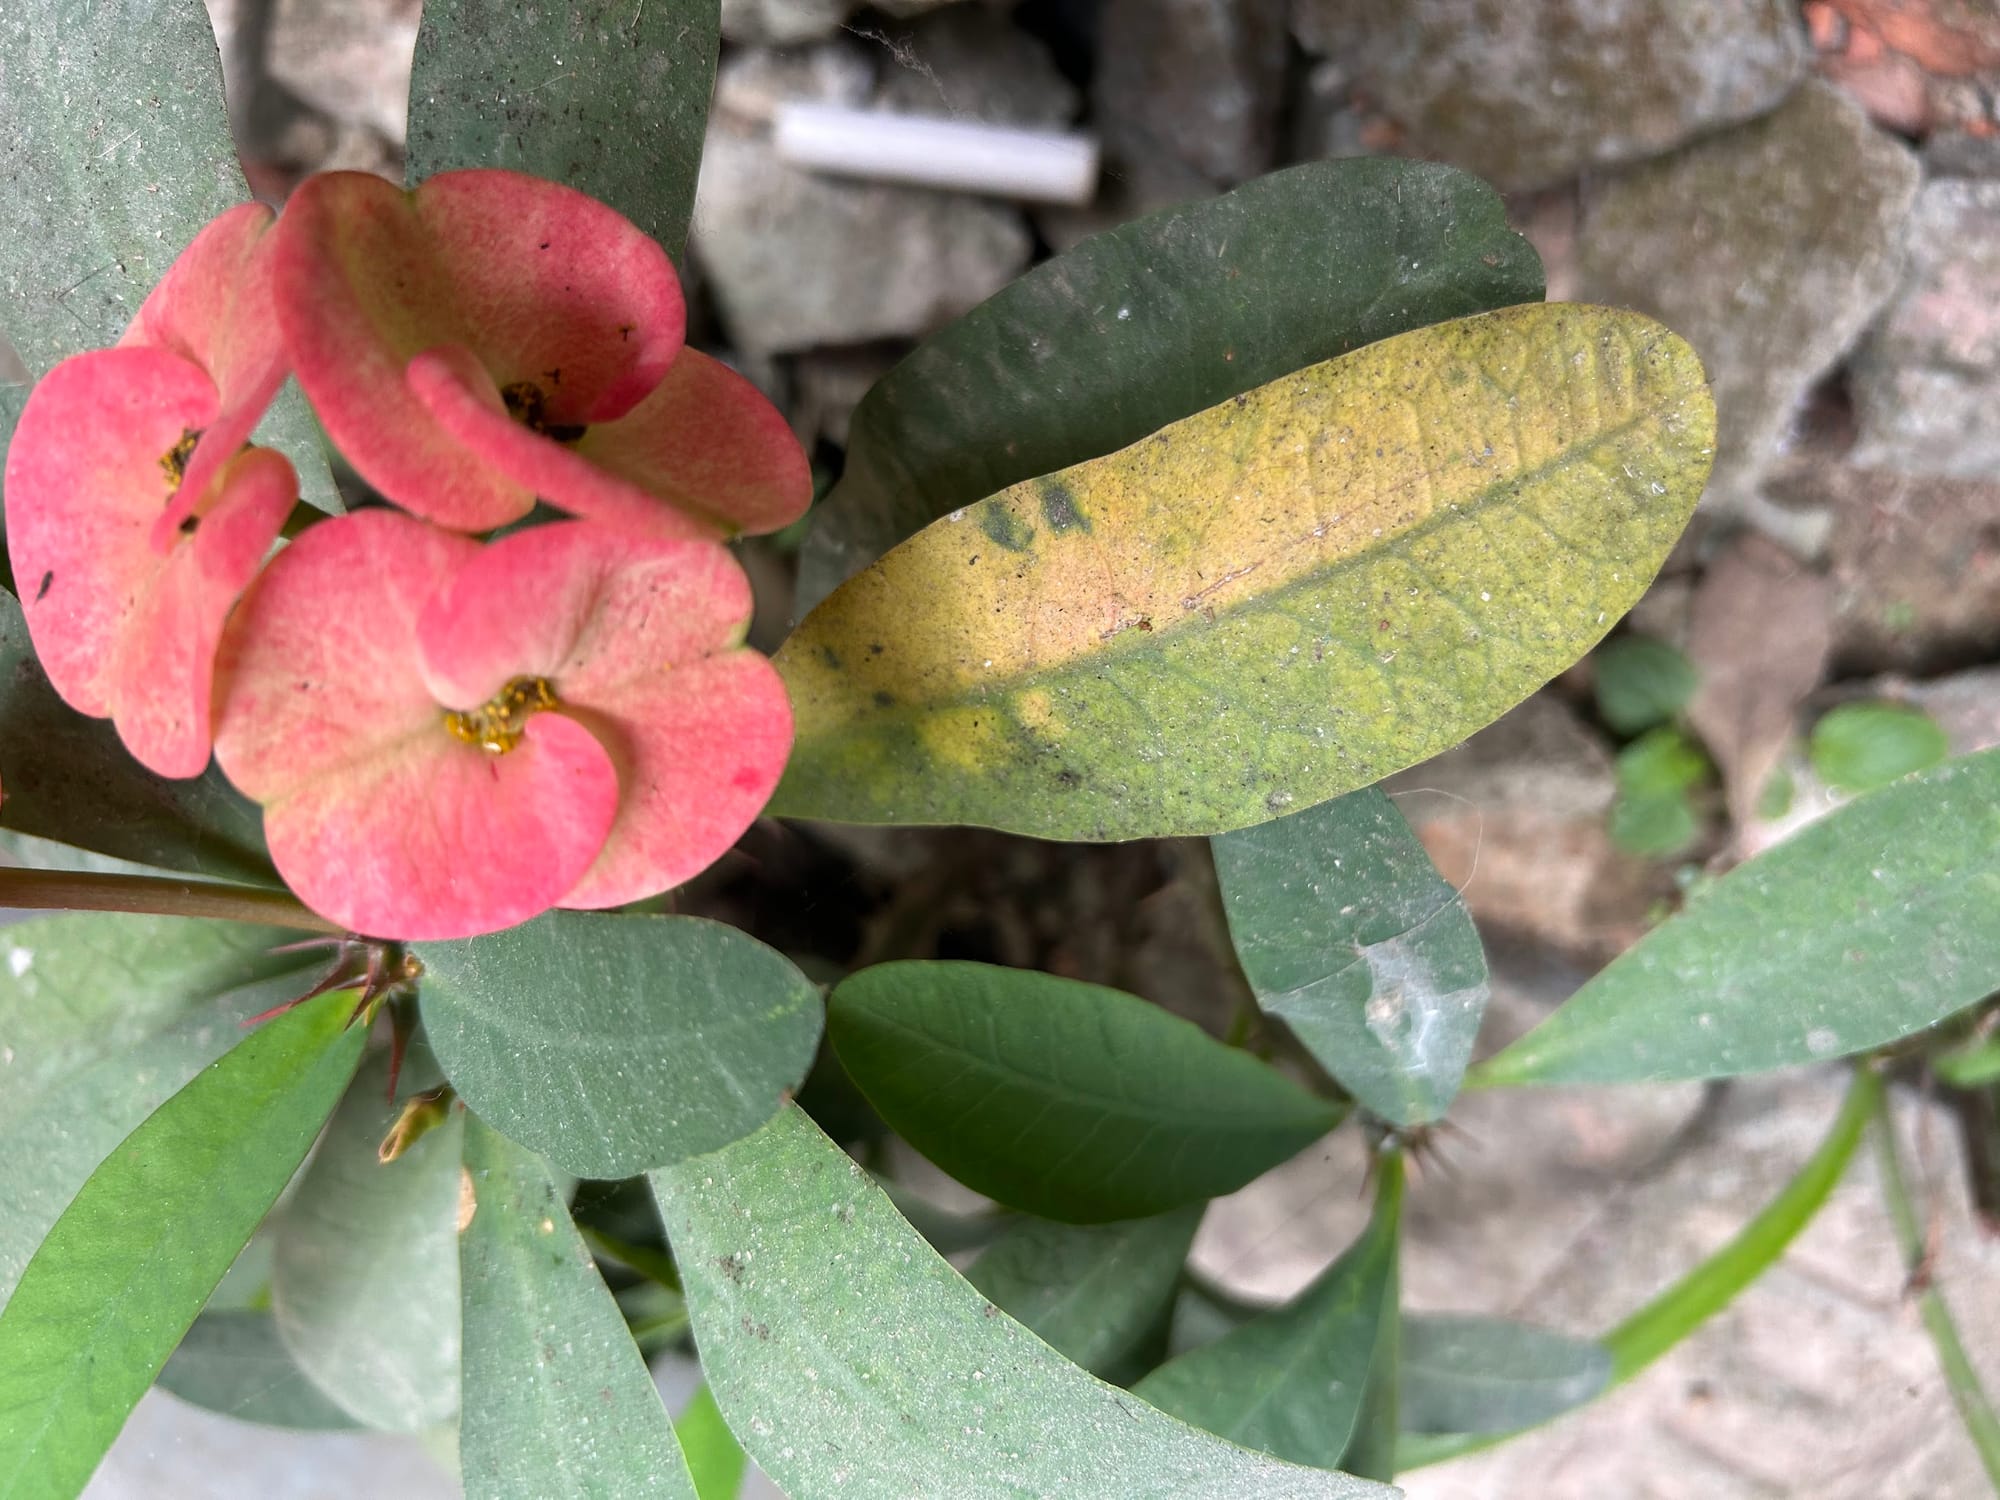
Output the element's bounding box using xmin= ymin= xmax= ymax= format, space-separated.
xmin=772 ymin=304 xmax=1713 ymax=840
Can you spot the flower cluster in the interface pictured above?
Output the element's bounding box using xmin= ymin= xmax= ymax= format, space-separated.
xmin=3 ymin=170 xmax=810 ymax=940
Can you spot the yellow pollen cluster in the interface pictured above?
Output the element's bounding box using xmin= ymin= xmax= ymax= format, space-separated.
xmin=158 ymin=427 xmax=201 ymax=491
xmin=499 ymin=380 xmax=586 ymax=443
xmin=444 ymin=675 xmax=559 ymax=754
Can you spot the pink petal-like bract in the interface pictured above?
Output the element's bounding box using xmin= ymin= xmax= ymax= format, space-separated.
xmin=213 ymin=509 xmax=620 ymax=939
xmin=415 ymin=521 xmax=793 ymax=910
xmin=118 ymin=201 xmax=288 ymax=533
xmin=269 ymin=168 xmax=810 ymax=538
xmin=5 ymin=346 xmax=296 ymax=777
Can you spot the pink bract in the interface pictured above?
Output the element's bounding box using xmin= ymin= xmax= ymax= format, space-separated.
xmin=269 ymin=169 xmax=811 ymax=539
xmin=119 ymin=201 xmax=289 ymax=537
xmin=212 ymin=509 xmax=793 ymax=940
xmin=5 ymin=346 xmax=297 ymax=778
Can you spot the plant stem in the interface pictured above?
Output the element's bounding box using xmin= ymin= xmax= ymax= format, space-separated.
xmin=1400 ymin=1064 xmax=1881 ymax=1471
xmin=0 ymin=867 xmax=342 ymax=935
xmin=1871 ymin=1091 xmax=2000 ymax=1491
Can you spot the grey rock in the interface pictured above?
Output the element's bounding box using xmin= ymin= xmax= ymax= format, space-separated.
xmin=721 ymin=0 xmax=850 ymax=44
xmin=692 ymin=127 xmax=1031 ymax=352
xmin=711 ymin=38 xmax=877 ymax=122
xmin=1850 ymin=180 xmax=2000 ymax=478
xmin=88 ymin=1389 xmax=454 ymax=1500
xmin=873 ymin=6 xmax=1079 ymax=129
xmin=1095 ymin=0 xmax=1289 ymax=191
xmin=1766 ymin=457 xmax=2000 ymax=676
xmin=1198 ymin=1064 xmax=2000 ymax=1500
xmin=1580 ymin=82 xmax=1920 ymax=525
xmin=1382 ymin=695 xmax=1670 ymax=961
xmin=694 ymin=34 xmax=1036 ymax=353
xmin=792 ymin=344 xmax=901 ymax=447
xmin=1296 ymin=0 xmax=1811 ymax=191
xmin=720 ymin=0 xmax=973 ymax=46
xmin=1924 ymin=130 xmax=2000 ymax=180
xmin=1904 ymin=666 xmax=2000 ymax=755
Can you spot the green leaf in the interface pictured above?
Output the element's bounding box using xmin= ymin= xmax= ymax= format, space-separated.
xmin=676 ymin=1386 xmax=746 ymax=1500
xmin=1809 ymin=702 xmax=1949 ymax=794
xmin=1213 ymin=788 xmax=1490 ymax=1125
xmin=459 ymin=1115 xmax=699 ymax=1500
xmin=0 ymin=590 xmax=278 ymax=883
xmin=964 ymin=1207 xmax=1204 ymax=1382
xmin=1477 ymin=750 xmax=2000 ymax=1085
xmin=1756 ymin=763 xmax=1797 ymax=822
xmin=0 ymin=990 xmax=364 ymax=1500
xmin=418 ymin=912 xmax=823 ymax=1178
xmin=1398 ymin=1314 xmax=1609 ymax=1434
xmin=1934 ymin=1033 xmax=2000 ymax=1089
xmin=405 ymin=0 xmax=718 ymax=264
xmin=828 ymin=961 xmax=1344 ymax=1222
xmin=0 ymin=914 xmax=316 ymax=1304
xmin=797 ymin=157 xmax=1542 ymax=613
xmin=1614 ymin=725 xmax=1710 ymax=797
xmin=1592 ymin=635 xmax=1697 ymax=736
xmin=0 ymin=0 xmax=239 ymax=390
xmin=650 ymin=1106 xmax=1395 ymax=1500
xmin=1134 ymin=1157 xmax=1403 ymax=1471
xmin=773 ymin=304 xmax=1712 ymax=840
xmin=154 ymin=1310 xmax=360 ymax=1430
xmin=1607 ymin=788 xmax=1698 ymax=857
xmin=270 ymin=1048 xmax=464 ymax=1432
xmin=0 ymin=0 xmax=336 ymax=499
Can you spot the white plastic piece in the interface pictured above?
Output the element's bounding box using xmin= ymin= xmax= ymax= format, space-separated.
xmin=772 ymin=102 xmax=1100 ymax=206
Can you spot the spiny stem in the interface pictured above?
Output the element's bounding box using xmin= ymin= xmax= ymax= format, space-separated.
xmin=0 ymin=868 xmax=343 ymax=935
xmin=1872 ymin=1091 xmax=2000 ymax=1491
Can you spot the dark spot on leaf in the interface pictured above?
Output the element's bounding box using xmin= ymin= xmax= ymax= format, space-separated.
xmin=35 ymin=571 xmax=53 ymax=602
xmin=538 ymin=240 xmax=551 ymax=250
xmin=178 ymin=515 xmax=200 ymax=535
xmin=1054 ymin=769 xmax=1082 ymax=789
xmin=716 ymin=1253 xmax=746 ymax=1283
xmin=867 ymin=643 xmax=885 ymax=656
xmin=1038 ymin=478 xmax=1089 ymax=534
xmin=819 ymin=645 xmax=842 ymax=670
xmin=980 ymin=506 xmax=1034 ymax=554
xmin=872 ymin=691 xmax=895 ymax=709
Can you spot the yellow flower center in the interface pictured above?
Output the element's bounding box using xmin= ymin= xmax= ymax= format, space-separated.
xmin=444 ymin=676 xmax=559 ymax=754
xmin=159 ymin=426 xmax=201 ymax=491
xmin=500 ymin=380 xmax=586 ymax=444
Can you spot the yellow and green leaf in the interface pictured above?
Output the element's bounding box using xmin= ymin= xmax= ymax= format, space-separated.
xmin=772 ymin=303 xmax=1714 ymax=840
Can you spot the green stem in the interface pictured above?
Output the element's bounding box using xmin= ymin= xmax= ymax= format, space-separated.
xmin=1872 ymin=1093 xmax=2000 ymax=1490
xmin=580 ymin=1225 xmax=682 ymax=1292
xmin=1400 ymin=1065 xmax=1881 ymax=1471
xmin=0 ymin=867 xmax=341 ymax=934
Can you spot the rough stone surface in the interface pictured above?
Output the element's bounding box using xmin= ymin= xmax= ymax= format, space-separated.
xmin=792 ymin=344 xmax=901 ymax=447
xmin=692 ymin=43 xmax=1033 ymax=353
xmin=872 ymin=5 xmax=1080 ymax=127
xmin=1294 ymin=0 xmax=1811 ymax=191
xmin=1683 ymin=534 xmax=1834 ymax=831
xmin=1095 ymin=0 xmax=1289 ymax=192
xmin=1580 ymin=81 xmax=1920 ymax=528
xmin=1382 ymin=695 xmax=1672 ymax=962
xmin=721 ymin=0 xmax=974 ymax=46
xmin=1197 ymin=1007 xmax=2000 ymax=1500
xmin=1766 ymin=457 xmax=2000 ymax=673
xmin=1904 ymin=665 xmax=2000 ymax=754
xmin=87 ymin=1389 xmax=454 ymax=1499
xmin=1850 ymin=179 xmax=2000 ymax=478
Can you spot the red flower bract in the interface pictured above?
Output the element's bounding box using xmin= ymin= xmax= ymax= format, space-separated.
xmin=4 ymin=200 xmax=296 ymax=776
xmin=212 ymin=509 xmax=791 ymax=940
xmin=269 ymin=169 xmax=812 ymax=540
